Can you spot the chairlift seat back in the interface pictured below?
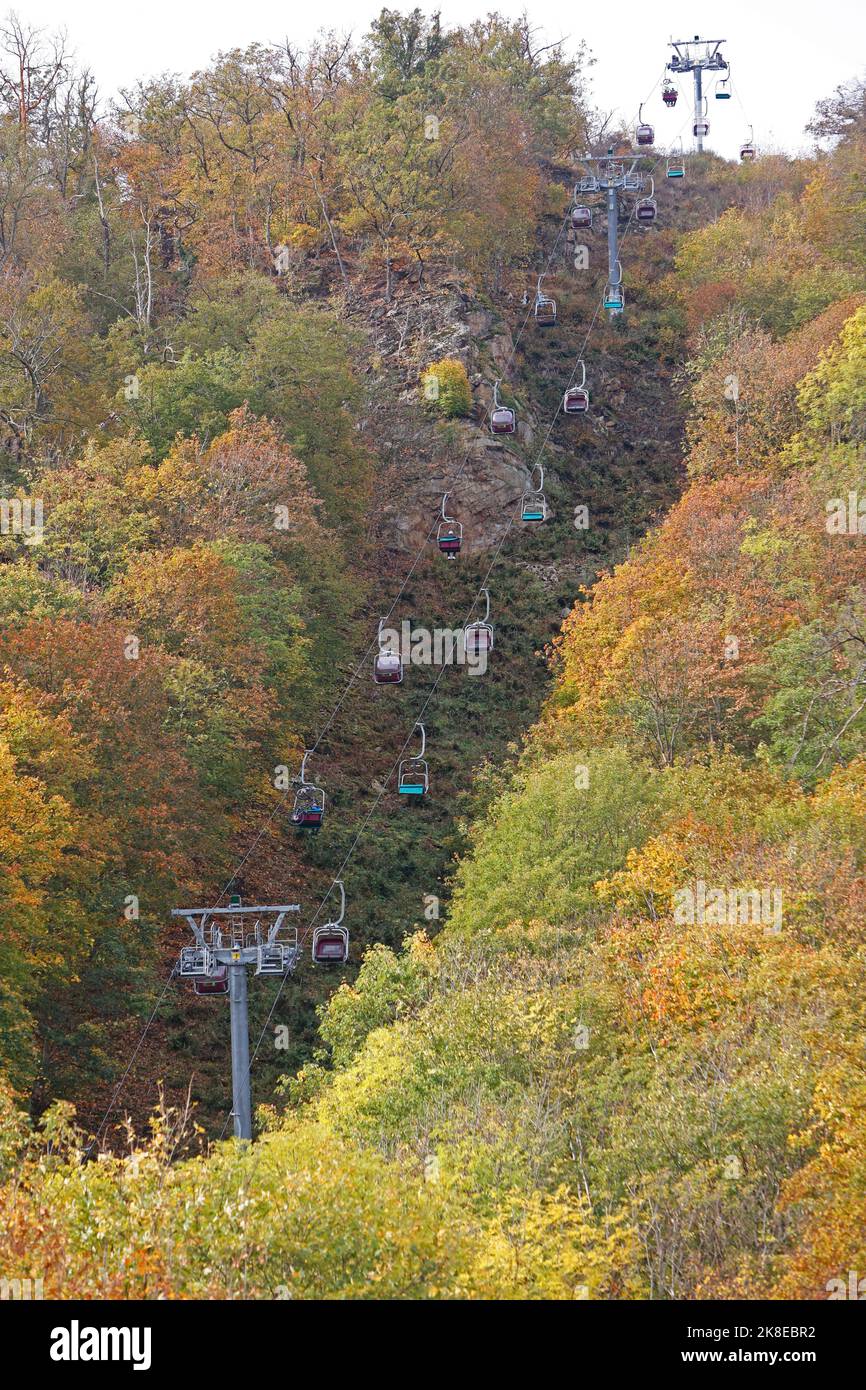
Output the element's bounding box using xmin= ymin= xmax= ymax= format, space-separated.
xmin=465 ymin=622 xmax=493 ymax=655
xmin=194 ymin=965 xmax=228 ymax=996
xmin=312 ymin=925 xmax=349 ymax=965
xmin=399 ymin=757 xmax=429 ymax=795
xmin=292 ymin=784 xmax=325 ymax=828
xmin=437 ymin=524 xmax=462 ymax=558
xmin=374 ymin=651 xmax=403 ymax=684
xmin=564 ymin=386 xmax=589 ymax=414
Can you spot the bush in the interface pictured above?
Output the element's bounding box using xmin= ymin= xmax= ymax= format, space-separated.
xmin=421 ymin=357 xmax=472 ymax=417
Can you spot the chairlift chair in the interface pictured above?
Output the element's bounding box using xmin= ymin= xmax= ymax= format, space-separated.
xmin=464 ymin=588 xmax=494 ymax=656
xmin=194 ymin=964 xmax=228 ymax=996
xmin=521 ymin=465 xmax=547 ymax=522
xmin=636 ymin=106 xmax=654 ymax=146
xmin=604 ymin=265 xmax=625 ymax=313
xmin=740 ymin=127 xmax=756 ymax=161
xmin=290 ymin=750 xmax=325 ymax=829
xmin=374 ymin=616 xmax=403 ymax=684
xmin=398 ymin=724 xmax=429 ymax=797
xmin=312 ymin=880 xmax=349 ymax=965
xmin=534 ymin=274 xmax=557 ymax=326
xmin=563 ymin=361 xmax=589 ymax=415
xmin=374 ymin=649 xmax=403 ymax=683
xmin=437 ymin=493 xmax=462 ymax=558
xmin=662 ymin=85 xmax=678 ymax=107
xmin=636 ymin=178 xmax=657 ymax=225
xmin=490 ymin=378 xmax=516 ymax=435
xmin=666 ymin=145 xmax=685 ymax=179
xmin=180 ymin=943 xmax=228 ymax=995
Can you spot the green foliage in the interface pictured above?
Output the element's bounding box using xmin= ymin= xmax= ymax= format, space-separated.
xmin=754 ymin=618 xmax=866 ymax=782
xmin=795 ymin=304 xmax=866 ymax=442
xmin=316 ymin=933 xmax=436 ymax=1070
xmin=447 ymin=747 xmax=663 ymax=934
xmin=120 ymin=349 xmax=246 ymax=458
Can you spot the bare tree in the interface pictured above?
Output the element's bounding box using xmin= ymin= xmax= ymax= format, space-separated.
xmin=807 ymin=75 xmax=866 ymax=146
xmin=0 ymin=12 xmax=68 ymax=129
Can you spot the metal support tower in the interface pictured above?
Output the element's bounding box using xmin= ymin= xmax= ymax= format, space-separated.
xmin=667 ymin=36 xmax=728 ymax=153
xmin=228 ymin=960 xmax=251 ymax=1139
xmin=174 ymin=899 xmax=301 ymax=1140
xmin=574 ymin=151 xmax=646 ymax=317
xmin=607 ymin=185 xmax=618 ymax=290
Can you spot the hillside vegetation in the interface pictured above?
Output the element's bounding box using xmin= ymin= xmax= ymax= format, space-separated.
xmin=1 ymin=15 xmax=866 ymax=1299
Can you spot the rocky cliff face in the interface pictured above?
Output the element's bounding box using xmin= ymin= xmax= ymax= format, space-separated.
xmin=352 ymin=276 xmax=539 ymax=556
xmin=347 ymin=154 xmax=708 ymax=582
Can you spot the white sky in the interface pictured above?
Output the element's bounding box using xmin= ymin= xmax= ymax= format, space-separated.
xmin=15 ymin=0 xmax=866 ymax=162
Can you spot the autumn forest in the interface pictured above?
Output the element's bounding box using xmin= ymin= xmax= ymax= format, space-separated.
xmin=1 ymin=5 xmax=866 ymax=1308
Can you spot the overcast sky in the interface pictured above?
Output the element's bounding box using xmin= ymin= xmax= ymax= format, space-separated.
xmin=14 ymin=0 xmax=866 ymax=162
